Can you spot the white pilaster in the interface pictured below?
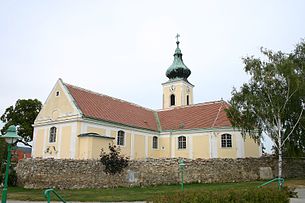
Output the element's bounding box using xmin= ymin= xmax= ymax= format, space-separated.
xmin=181 ymin=85 xmax=185 ymax=106
xmin=188 ymin=135 xmax=193 ymax=159
xmin=130 ymin=131 xmax=134 ymax=160
xmin=57 ymin=125 xmax=62 ymax=159
xmin=211 ymin=132 xmax=218 ymax=158
xmin=70 ymin=122 xmax=77 ymax=159
xmin=32 ymin=128 xmax=37 ymax=157
xmin=42 ymin=128 xmax=47 ymax=158
xmin=209 ymin=133 xmax=212 ymax=158
xmin=171 ymin=135 xmax=175 ymax=158
xmin=236 ymin=133 xmax=245 ymax=158
xmin=80 ymin=122 xmax=85 ymax=134
xmin=145 ymin=135 xmax=148 ymax=158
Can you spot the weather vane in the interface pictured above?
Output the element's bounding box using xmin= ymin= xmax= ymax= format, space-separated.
xmin=176 ymin=33 xmax=180 ymax=42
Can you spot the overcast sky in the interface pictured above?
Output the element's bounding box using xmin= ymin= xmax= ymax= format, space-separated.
xmin=1 ymin=0 xmax=305 ymax=151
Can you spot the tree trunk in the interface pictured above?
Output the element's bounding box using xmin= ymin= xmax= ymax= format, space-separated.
xmin=278 ymin=119 xmax=283 ymax=188
xmin=278 ymin=140 xmax=282 ymax=178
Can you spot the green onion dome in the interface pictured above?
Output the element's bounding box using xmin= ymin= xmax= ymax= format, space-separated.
xmin=166 ymin=39 xmax=191 ymax=80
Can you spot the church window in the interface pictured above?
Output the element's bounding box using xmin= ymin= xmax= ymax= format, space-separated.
xmin=170 ymin=94 xmax=175 ymax=106
xmin=49 ymin=127 xmax=57 ymax=143
xmin=56 ymin=91 xmax=60 ymax=96
xmin=152 ymin=136 xmax=158 ymax=149
xmin=221 ymin=134 xmax=232 ymax=148
xmin=178 ymin=136 xmax=186 ymax=149
xmin=186 ymin=95 xmax=190 ymax=105
xmin=117 ymin=130 xmax=125 ymax=146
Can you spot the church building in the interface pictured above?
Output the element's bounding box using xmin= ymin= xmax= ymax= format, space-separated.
xmin=32 ymin=37 xmax=261 ymax=160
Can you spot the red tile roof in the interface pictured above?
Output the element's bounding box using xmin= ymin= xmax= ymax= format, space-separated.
xmin=65 ymin=83 xmax=232 ymax=132
xmin=157 ymin=101 xmax=232 ymax=131
xmin=65 ymin=84 xmax=159 ymax=131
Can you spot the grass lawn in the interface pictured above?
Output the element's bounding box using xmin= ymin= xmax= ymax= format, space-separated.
xmin=1 ymin=179 xmax=304 ymax=202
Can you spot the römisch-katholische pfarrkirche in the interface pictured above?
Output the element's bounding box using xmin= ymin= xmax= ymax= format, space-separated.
xmin=32 ymin=37 xmax=261 ymax=159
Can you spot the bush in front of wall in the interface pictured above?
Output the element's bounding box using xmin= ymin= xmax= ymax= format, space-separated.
xmin=100 ymin=144 xmax=129 ymax=176
xmin=151 ymin=187 xmax=292 ymax=203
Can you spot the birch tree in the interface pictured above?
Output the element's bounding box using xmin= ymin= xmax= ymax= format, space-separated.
xmin=226 ymin=40 xmax=305 ymax=182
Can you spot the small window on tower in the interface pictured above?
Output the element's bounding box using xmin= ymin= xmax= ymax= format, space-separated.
xmin=187 ymin=95 xmax=190 ymax=105
xmin=56 ymin=91 xmax=60 ymax=96
xmin=170 ymin=94 xmax=175 ymax=106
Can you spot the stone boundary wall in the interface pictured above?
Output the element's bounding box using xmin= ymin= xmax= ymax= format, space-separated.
xmin=16 ymin=157 xmax=305 ymax=189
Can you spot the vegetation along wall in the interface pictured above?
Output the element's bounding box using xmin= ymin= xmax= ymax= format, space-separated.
xmin=16 ymin=157 xmax=305 ymax=189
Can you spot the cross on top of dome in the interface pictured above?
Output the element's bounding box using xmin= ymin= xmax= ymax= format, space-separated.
xmin=165 ymin=34 xmax=191 ymax=81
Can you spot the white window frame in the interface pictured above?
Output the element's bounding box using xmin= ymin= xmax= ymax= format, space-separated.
xmin=178 ymin=136 xmax=186 ymax=149
xmin=221 ymin=134 xmax=232 ymax=148
xmin=152 ymin=136 xmax=158 ymax=149
xmin=49 ymin=126 xmax=57 ymax=143
xmin=170 ymin=94 xmax=175 ymax=106
xmin=117 ymin=130 xmax=125 ymax=146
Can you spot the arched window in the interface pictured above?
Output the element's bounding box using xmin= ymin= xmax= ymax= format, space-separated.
xmin=117 ymin=130 xmax=125 ymax=146
xmin=49 ymin=127 xmax=57 ymax=143
xmin=152 ymin=136 xmax=158 ymax=149
xmin=186 ymin=95 xmax=190 ymax=105
xmin=221 ymin=134 xmax=232 ymax=148
xmin=170 ymin=94 xmax=175 ymax=106
xmin=178 ymin=136 xmax=186 ymax=149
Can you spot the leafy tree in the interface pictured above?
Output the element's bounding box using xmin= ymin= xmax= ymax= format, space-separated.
xmin=226 ymin=40 xmax=305 ymax=182
xmin=100 ymin=144 xmax=129 ymax=190
xmin=0 ymin=139 xmax=7 ymax=184
xmin=1 ymin=99 xmax=42 ymax=142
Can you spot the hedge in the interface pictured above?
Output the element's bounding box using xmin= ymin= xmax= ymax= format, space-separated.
xmin=151 ymin=188 xmax=292 ymax=203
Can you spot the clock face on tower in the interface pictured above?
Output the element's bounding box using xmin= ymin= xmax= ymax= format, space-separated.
xmin=186 ymin=87 xmax=190 ymax=93
xmin=170 ymin=85 xmax=175 ymax=92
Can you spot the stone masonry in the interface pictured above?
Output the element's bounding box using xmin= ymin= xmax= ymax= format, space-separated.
xmin=16 ymin=157 xmax=305 ymax=189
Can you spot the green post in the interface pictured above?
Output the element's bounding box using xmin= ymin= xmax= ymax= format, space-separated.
xmin=1 ymin=144 xmax=11 ymax=203
xmin=278 ymin=178 xmax=284 ymax=190
xmin=181 ymin=167 xmax=184 ymax=191
xmin=0 ymin=125 xmax=21 ymax=203
xmin=47 ymin=193 xmax=51 ymax=203
xmin=178 ymin=159 xmax=185 ymax=192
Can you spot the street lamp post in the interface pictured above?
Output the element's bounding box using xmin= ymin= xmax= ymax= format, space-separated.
xmin=1 ymin=125 xmax=21 ymax=203
xmin=178 ymin=159 xmax=185 ymax=192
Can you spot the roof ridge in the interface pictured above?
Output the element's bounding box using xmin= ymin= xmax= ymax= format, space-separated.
xmin=64 ymin=82 xmax=156 ymax=113
xmin=211 ymin=100 xmax=225 ymax=128
xmin=153 ymin=111 xmax=162 ymax=132
xmin=157 ymin=100 xmax=226 ymax=112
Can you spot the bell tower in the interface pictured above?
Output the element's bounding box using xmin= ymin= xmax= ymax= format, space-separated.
xmin=162 ymin=34 xmax=194 ymax=109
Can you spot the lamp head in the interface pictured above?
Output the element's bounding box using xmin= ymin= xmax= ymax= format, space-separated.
xmin=1 ymin=125 xmax=21 ymax=144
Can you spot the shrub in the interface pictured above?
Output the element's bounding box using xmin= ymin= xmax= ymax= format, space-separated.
xmin=100 ymin=144 xmax=129 ymax=176
xmin=151 ymin=188 xmax=291 ymax=203
xmin=8 ymin=168 xmax=17 ymax=186
xmin=0 ymin=166 xmax=18 ymax=186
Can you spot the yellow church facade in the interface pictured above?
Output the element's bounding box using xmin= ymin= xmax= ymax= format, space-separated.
xmin=32 ymin=38 xmax=261 ymax=160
